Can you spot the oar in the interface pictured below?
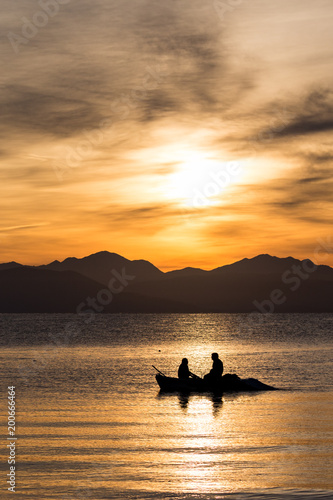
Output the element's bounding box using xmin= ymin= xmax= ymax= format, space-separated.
xmin=189 ymin=371 xmax=202 ymax=380
xmin=152 ymin=365 xmax=167 ymax=377
xmin=153 ymin=365 xmax=201 ymax=380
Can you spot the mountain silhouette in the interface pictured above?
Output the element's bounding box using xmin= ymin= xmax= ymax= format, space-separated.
xmin=0 ymin=252 xmax=332 ymax=312
xmin=128 ymin=255 xmax=333 ymax=313
xmin=0 ymin=261 xmax=23 ymax=271
xmin=40 ymin=251 xmax=163 ymax=284
xmin=0 ymin=266 xmax=192 ymax=313
xmin=212 ymin=254 xmax=333 ymax=277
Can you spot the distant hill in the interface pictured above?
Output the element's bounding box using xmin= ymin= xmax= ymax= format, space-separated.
xmin=0 ymin=266 xmax=192 ymax=313
xmin=0 ymin=261 xmax=23 ymax=271
xmin=0 ymin=252 xmax=332 ymax=312
xmin=165 ymin=267 xmax=208 ymax=279
xmin=0 ymin=267 xmax=106 ymax=313
xmin=39 ymin=251 xmax=163 ymax=284
xmin=127 ymin=253 xmax=333 ymax=312
xmin=212 ymin=254 xmax=333 ymax=278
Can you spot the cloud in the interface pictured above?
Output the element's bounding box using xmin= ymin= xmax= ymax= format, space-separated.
xmin=263 ymin=89 xmax=333 ymax=139
xmin=0 ymin=224 xmax=48 ymax=233
xmin=280 ymin=118 xmax=333 ymax=137
xmin=0 ymin=83 xmax=105 ymax=138
xmin=1 ymin=0 xmax=255 ymax=143
xmin=253 ymin=166 xmax=333 ymax=224
xmin=97 ymin=201 xmax=191 ymax=228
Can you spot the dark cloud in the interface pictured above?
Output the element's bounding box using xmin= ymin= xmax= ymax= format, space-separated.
xmin=89 ymin=199 xmax=217 ymax=236
xmin=140 ymin=89 xmax=179 ymax=122
xmin=278 ymin=119 xmax=333 ymax=137
xmin=129 ymin=3 xmax=232 ymax=121
xmin=113 ymin=204 xmax=172 ymax=220
xmin=264 ymin=89 xmax=333 ymax=139
xmin=217 ymin=88 xmax=333 ymax=163
xmin=205 ymin=221 xmax=255 ymax=240
xmin=0 ymin=84 xmax=104 ymax=138
xmin=262 ymin=165 xmax=333 ymax=222
xmin=100 ymin=202 xmax=195 ymax=222
xmin=297 ymin=176 xmax=329 ymax=184
xmin=1 ymin=0 xmax=252 ymax=141
xmin=89 ymin=202 xmax=185 ymax=236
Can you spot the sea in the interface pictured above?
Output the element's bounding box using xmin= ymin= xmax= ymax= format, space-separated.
xmin=0 ymin=313 xmax=332 ymax=500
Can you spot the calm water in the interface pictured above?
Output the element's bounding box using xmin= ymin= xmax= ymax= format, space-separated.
xmin=0 ymin=313 xmax=332 ymax=500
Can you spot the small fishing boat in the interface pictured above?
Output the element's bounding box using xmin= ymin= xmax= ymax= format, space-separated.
xmin=155 ymin=372 xmax=277 ymax=393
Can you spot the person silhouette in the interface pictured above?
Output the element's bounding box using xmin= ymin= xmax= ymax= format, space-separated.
xmin=178 ymin=358 xmax=191 ymax=379
xmin=204 ymin=353 xmax=223 ymax=382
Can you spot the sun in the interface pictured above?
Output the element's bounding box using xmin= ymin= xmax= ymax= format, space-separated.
xmin=165 ymin=151 xmax=243 ymax=208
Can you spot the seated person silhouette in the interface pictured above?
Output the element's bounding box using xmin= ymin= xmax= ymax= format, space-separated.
xmin=178 ymin=358 xmax=192 ymax=379
xmin=204 ymin=353 xmax=223 ymax=383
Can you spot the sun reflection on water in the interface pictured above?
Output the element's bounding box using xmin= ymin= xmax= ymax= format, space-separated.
xmin=159 ymin=395 xmax=250 ymax=493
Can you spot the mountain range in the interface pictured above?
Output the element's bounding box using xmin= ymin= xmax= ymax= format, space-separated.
xmin=0 ymin=252 xmax=332 ymax=313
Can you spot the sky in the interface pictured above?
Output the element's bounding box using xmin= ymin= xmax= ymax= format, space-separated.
xmin=1 ymin=0 xmax=333 ymax=270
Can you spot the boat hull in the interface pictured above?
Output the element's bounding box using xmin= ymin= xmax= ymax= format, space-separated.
xmin=155 ymin=373 xmax=277 ymax=393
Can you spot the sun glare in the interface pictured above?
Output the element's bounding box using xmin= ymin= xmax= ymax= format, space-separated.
xmin=165 ymin=151 xmax=244 ymax=208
